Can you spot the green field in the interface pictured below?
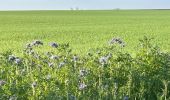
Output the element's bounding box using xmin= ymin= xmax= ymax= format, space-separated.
xmin=1 ymin=10 xmax=170 ymax=99
xmin=0 ymin=10 xmax=170 ymax=54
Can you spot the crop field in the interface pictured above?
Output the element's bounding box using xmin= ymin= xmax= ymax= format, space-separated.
xmin=0 ymin=10 xmax=170 ymax=54
xmin=0 ymin=10 xmax=170 ymax=99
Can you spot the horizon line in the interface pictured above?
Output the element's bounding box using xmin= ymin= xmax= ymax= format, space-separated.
xmin=0 ymin=8 xmax=170 ymax=11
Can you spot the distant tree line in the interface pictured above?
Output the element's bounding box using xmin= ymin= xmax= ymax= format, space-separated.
xmin=70 ymin=7 xmax=79 ymax=10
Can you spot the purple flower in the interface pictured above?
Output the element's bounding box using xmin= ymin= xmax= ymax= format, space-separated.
xmin=58 ymin=62 xmax=65 ymax=68
xmin=50 ymin=55 xmax=59 ymax=60
xmin=99 ymin=56 xmax=108 ymax=65
xmin=49 ymin=42 xmax=58 ymax=48
xmin=0 ymin=80 xmax=6 ymax=86
xmin=8 ymin=55 xmax=16 ymax=61
xmin=26 ymin=43 xmax=32 ymax=49
xmin=73 ymin=56 xmax=78 ymax=62
xmin=109 ymin=37 xmax=125 ymax=47
xmin=31 ymin=40 xmax=43 ymax=46
xmin=124 ymin=95 xmax=129 ymax=100
xmin=15 ymin=58 xmax=22 ymax=64
xmin=79 ymin=69 xmax=88 ymax=77
xmin=79 ymin=83 xmax=87 ymax=90
xmin=48 ymin=63 xmax=54 ymax=67
xmin=32 ymin=82 xmax=37 ymax=87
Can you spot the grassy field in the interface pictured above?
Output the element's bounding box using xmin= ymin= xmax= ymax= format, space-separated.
xmin=0 ymin=10 xmax=170 ymax=99
xmin=0 ymin=10 xmax=170 ymax=54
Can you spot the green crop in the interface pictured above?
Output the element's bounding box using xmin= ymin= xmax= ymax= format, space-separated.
xmin=0 ymin=10 xmax=170 ymax=54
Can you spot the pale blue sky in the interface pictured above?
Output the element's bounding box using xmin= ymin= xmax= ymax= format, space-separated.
xmin=0 ymin=0 xmax=170 ymax=10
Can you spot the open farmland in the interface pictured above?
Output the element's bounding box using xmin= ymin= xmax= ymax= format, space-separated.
xmin=0 ymin=10 xmax=170 ymax=54
xmin=0 ymin=10 xmax=170 ymax=99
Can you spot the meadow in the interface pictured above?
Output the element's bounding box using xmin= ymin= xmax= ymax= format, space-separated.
xmin=0 ymin=10 xmax=170 ymax=99
xmin=0 ymin=10 xmax=170 ymax=54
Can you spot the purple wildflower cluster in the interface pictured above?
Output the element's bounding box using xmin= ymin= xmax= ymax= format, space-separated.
xmin=26 ymin=40 xmax=58 ymax=49
xmin=79 ymin=83 xmax=87 ymax=90
xmin=26 ymin=40 xmax=43 ymax=49
xmin=49 ymin=42 xmax=58 ymax=48
xmin=8 ymin=55 xmax=22 ymax=64
xmin=73 ymin=55 xmax=78 ymax=62
xmin=99 ymin=56 xmax=108 ymax=65
xmin=79 ymin=69 xmax=88 ymax=77
xmin=109 ymin=37 xmax=125 ymax=47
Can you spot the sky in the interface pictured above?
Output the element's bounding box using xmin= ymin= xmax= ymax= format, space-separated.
xmin=0 ymin=0 xmax=170 ymax=10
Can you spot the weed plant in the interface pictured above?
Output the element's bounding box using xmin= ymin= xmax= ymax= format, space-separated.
xmin=0 ymin=37 xmax=170 ymax=100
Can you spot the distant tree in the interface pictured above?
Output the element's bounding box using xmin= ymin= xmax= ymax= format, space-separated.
xmin=70 ymin=8 xmax=74 ymax=10
xmin=76 ymin=7 xmax=79 ymax=10
xmin=115 ymin=8 xmax=120 ymax=10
